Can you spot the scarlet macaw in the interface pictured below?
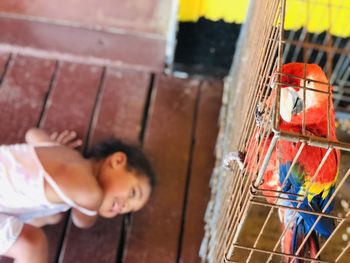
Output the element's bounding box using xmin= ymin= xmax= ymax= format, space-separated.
xmin=227 ymin=63 xmax=340 ymax=262
xmin=276 ymin=63 xmax=340 ymax=262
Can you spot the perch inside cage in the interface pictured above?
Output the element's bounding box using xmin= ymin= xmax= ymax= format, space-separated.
xmin=201 ymin=0 xmax=350 ymax=262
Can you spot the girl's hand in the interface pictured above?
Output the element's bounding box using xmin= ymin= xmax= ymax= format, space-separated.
xmin=50 ymin=130 xmax=83 ymax=149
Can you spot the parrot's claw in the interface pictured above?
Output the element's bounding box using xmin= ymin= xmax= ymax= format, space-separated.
xmin=223 ymin=151 xmax=246 ymax=171
xmin=255 ymin=102 xmax=265 ymax=127
xmin=255 ymin=102 xmax=272 ymax=127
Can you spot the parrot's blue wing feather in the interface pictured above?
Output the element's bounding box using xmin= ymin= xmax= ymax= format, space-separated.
xmin=279 ymin=162 xmax=335 ymax=238
xmin=300 ymin=191 xmax=336 ymax=238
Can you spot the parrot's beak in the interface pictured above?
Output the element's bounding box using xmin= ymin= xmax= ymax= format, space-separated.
xmin=280 ymin=87 xmax=304 ymax=122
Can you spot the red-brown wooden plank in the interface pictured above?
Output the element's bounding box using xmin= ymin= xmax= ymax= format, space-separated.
xmin=0 ymin=55 xmax=56 ymax=263
xmin=39 ymin=62 xmax=103 ymax=136
xmin=39 ymin=61 xmax=103 ymax=263
xmin=123 ymin=76 xmax=200 ymax=263
xmin=59 ymin=68 xmax=151 ymax=263
xmin=88 ymin=68 xmax=151 ymax=144
xmin=179 ymin=80 xmax=223 ymax=263
xmin=0 ymin=54 xmax=55 ymax=143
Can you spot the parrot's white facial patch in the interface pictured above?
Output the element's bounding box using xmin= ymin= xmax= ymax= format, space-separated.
xmin=280 ymin=86 xmax=308 ymax=122
xmin=280 ymin=87 xmax=295 ymax=122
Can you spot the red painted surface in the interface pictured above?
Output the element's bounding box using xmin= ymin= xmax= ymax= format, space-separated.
xmin=0 ymin=17 xmax=166 ymax=71
xmin=0 ymin=0 xmax=173 ymax=71
xmin=0 ymin=0 xmax=171 ymax=35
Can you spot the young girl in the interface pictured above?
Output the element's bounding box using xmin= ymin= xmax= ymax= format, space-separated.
xmin=0 ymin=128 xmax=155 ymax=263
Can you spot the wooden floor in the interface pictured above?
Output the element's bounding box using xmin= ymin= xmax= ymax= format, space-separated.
xmin=0 ymin=53 xmax=223 ymax=263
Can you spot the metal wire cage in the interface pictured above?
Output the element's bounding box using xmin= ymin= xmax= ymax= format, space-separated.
xmin=200 ymin=0 xmax=350 ymax=262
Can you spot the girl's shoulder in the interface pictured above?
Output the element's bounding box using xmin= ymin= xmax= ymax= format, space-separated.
xmin=38 ymin=146 xmax=103 ymax=208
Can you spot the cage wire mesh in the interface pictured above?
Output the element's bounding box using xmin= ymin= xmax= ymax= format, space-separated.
xmin=200 ymin=0 xmax=350 ymax=262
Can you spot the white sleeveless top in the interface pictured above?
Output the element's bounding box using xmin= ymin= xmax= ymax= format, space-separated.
xmin=0 ymin=143 xmax=97 ymax=253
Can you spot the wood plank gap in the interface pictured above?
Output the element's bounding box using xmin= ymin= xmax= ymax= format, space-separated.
xmin=37 ymin=60 xmax=59 ymax=127
xmin=176 ymin=80 xmax=203 ymax=262
xmin=54 ymin=215 xmax=71 ymax=263
xmin=84 ymin=66 xmax=107 ymax=152
xmin=138 ymin=73 xmax=156 ymax=145
xmin=0 ymin=53 xmax=12 ymax=86
xmin=117 ymin=72 xmax=155 ymax=263
xmin=115 ymin=214 xmax=129 ymax=263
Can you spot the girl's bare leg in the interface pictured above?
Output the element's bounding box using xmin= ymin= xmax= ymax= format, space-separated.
xmin=3 ymin=224 xmax=48 ymax=263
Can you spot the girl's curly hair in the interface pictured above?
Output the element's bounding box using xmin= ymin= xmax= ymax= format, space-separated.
xmin=85 ymin=138 xmax=156 ymax=188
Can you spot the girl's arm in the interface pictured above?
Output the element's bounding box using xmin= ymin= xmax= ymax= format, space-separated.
xmin=71 ymin=209 xmax=98 ymax=228
xmin=66 ymin=171 xmax=103 ymax=228
xmin=70 ymin=187 xmax=102 ymax=228
xmin=25 ymin=128 xmax=52 ymax=144
xmin=25 ymin=128 xmax=82 ymax=148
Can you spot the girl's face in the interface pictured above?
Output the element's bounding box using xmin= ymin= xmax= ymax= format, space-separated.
xmin=97 ymin=152 xmax=152 ymax=218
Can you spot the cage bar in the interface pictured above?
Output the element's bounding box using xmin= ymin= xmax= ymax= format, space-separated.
xmin=201 ymin=0 xmax=350 ymax=262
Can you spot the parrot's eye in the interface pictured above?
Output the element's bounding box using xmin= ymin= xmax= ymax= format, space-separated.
xmin=305 ymin=80 xmax=311 ymax=86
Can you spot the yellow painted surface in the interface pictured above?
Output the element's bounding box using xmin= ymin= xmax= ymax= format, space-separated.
xmin=285 ymin=0 xmax=350 ymax=37
xmin=179 ymin=0 xmax=249 ymax=24
xmin=179 ymin=0 xmax=350 ymax=37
